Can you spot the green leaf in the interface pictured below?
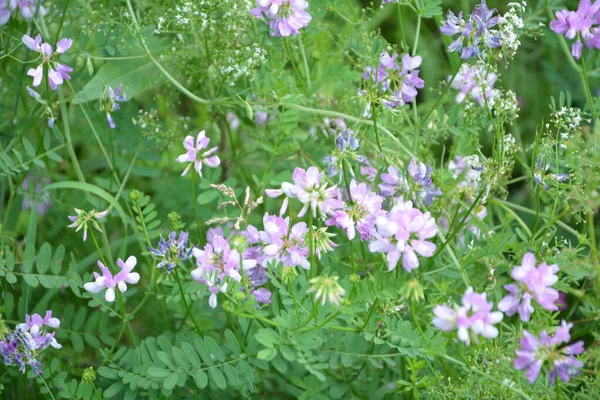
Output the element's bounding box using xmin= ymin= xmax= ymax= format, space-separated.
xmin=182 ymin=342 xmax=201 ymax=367
xmin=172 ymin=347 xmax=191 ymax=371
xmin=192 ymin=370 xmax=208 ymax=389
xmin=147 ymin=367 xmax=171 ymax=379
xmin=257 ymin=348 xmax=278 ymax=361
xmin=208 ymin=368 xmax=226 ymax=390
xmin=204 ymin=337 xmax=225 ymax=362
xmin=224 ymin=329 xmax=241 ymax=356
xmin=72 ymin=60 xmax=164 ymax=104
xmin=255 ymin=328 xmax=280 ymax=349
xmin=37 ymin=243 xmax=52 ymax=274
xmin=163 ymin=373 xmax=179 ymax=390
xmin=197 ymin=190 xmax=218 ymax=205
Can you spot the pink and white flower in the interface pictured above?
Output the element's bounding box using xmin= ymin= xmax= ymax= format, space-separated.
xmin=176 ymin=130 xmax=220 ymax=177
xmin=84 ymin=257 xmax=140 ymax=302
xmin=22 ymin=34 xmax=73 ymax=90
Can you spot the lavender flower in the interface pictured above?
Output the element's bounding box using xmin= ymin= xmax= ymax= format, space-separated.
xmin=22 ymin=34 xmax=73 ymax=90
xmin=100 ymin=84 xmax=126 ymax=129
xmin=67 ymin=208 xmax=108 ymax=242
xmin=451 ymin=63 xmax=499 ymax=107
xmin=326 ymin=180 xmax=384 ymax=241
xmin=369 ymin=199 xmax=437 ymax=272
xmin=21 ymin=176 xmax=51 ymax=215
xmin=176 ymin=130 xmax=221 ymax=177
xmin=191 ymin=235 xmax=257 ymax=308
xmin=84 ymin=257 xmax=140 ymax=302
xmin=441 ymin=1 xmax=501 ymax=59
xmin=250 ymin=0 xmax=312 ymax=37
xmin=245 ymin=266 xmax=272 ymax=304
xmin=379 ymin=159 xmax=441 ymax=206
xmin=514 ymin=321 xmax=585 ymax=384
xmin=257 ymin=213 xmax=310 ymax=269
xmin=266 ymin=166 xmax=337 ymax=218
xmin=0 ymin=0 xmax=47 ymax=26
xmin=1 ymin=311 xmax=60 ymax=376
xmin=550 ymin=0 xmax=600 ymax=60
xmin=432 ymin=287 xmax=503 ymax=345
xmin=149 ymin=231 xmax=193 ymax=274
xmin=498 ymin=253 xmax=560 ymax=322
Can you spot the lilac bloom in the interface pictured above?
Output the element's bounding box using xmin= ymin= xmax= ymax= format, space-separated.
xmin=407 ymin=158 xmax=443 ymax=206
xmin=550 ymin=0 xmax=600 ymax=59
xmin=16 ymin=311 xmax=60 ymax=336
xmin=100 ymin=84 xmax=126 ymax=129
xmin=369 ymin=199 xmax=437 ymax=272
xmin=22 ymin=34 xmax=73 ymax=90
xmin=498 ymin=253 xmax=560 ymax=322
xmin=514 ymin=321 xmax=585 ymax=384
xmin=326 ymin=180 xmax=384 ymax=241
xmin=251 ymin=0 xmax=312 ymax=37
xmin=266 ymin=166 xmax=337 ymax=218
xmin=441 ymin=1 xmax=501 ymax=59
xmin=258 ymin=213 xmax=310 ymax=269
xmin=0 ymin=1 xmax=10 ymax=26
xmin=148 ymin=231 xmax=193 ymax=274
xmin=84 ymin=257 xmax=140 ymax=302
xmin=451 ymin=64 xmax=499 ymax=107
xmin=14 ymin=0 xmax=47 ymax=19
xmin=433 ymin=287 xmax=503 ymax=345
xmin=379 ymin=165 xmax=409 ymax=198
xmin=176 ymin=130 xmax=220 ymax=177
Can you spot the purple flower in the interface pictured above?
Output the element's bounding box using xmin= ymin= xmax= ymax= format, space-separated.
xmin=266 ymin=166 xmax=337 ymax=218
xmin=326 ymin=180 xmax=384 ymax=241
xmin=149 ymin=231 xmax=193 ymax=274
xmin=176 ymin=130 xmax=221 ymax=177
xmin=21 ymin=175 xmax=51 ymax=215
xmin=251 ymin=0 xmax=312 ymax=37
xmin=191 ymin=235 xmax=257 ymax=308
xmin=84 ymin=257 xmax=140 ymax=302
xmin=0 ymin=1 xmax=11 ymax=26
xmin=441 ymin=1 xmax=501 ymax=59
xmin=257 ymin=213 xmax=310 ymax=269
xmin=22 ymin=34 xmax=73 ymax=90
xmin=100 ymin=84 xmax=126 ymax=129
xmin=550 ymin=0 xmax=600 ymax=60
xmin=433 ymin=287 xmax=503 ymax=345
xmin=16 ymin=311 xmax=60 ymax=336
xmin=514 ymin=321 xmax=585 ymax=384
xmin=451 ymin=64 xmax=499 ymax=107
xmin=498 ymin=253 xmax=560 ymax=322
xmin=379 ymin=159 xmax=441 ymax=206
xmin=0 ymin=0 xmax=47 ymax=26
xmin=369 ymin=199 xmax=437 ymax=272
xmin=246 ymin=266 xmax=272 ymax=304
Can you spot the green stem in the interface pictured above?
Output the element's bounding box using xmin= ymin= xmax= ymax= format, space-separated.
xmin=371 ymin=106 xmax=386 ymax=164
xmin=422 ymin=62 xmax=463 ymax=126
xmin=39 ymin=376 xmax=57 ymax=400
xmin=283 ymin=37 xmax=309 ymax=94
xmin=412 ymin=15 xmax=421 ymax=56
xmin=174 ymin=267 xmax=203 ymax=336
xmin=297 ymin=34 xmax=312 ymax=90
xmin=191 ymin=172 xmax=201 ymax=233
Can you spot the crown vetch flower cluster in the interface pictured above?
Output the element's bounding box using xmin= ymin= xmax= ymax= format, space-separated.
xmin=433 ymin=287 xmax=503 ymax=345
xmin=550 ymin=0 xmax=600 ymax=60
xmin=177 ymin=130 xmax=221 ymax=177
xmin=250 ymin=0 xmax=312 ymax=37
xmin=0 ymin=0 xmax=47 ymax=26
xmin=22 ymin=34 xmax=73 ymax=90
xmin=253 ymin=213 xmax=310 ymax=269
xmin=360 ymin=52 xmax=424 ymax=115
xmin=450 ymin=63 xmax=499 ymax=107
xmin=84 ymin=257 xmax=140 ymax=302
xmin=498 ymin=253 xmax=560 ymax=322
xmin=514 ymin=321 xmax=584 ymax=384
xmin=369 ymin=199 xmax=437 ymax=272
xmin=441 ymin=0 xmax=501 ymax=59
xmin=149 ymin=231 xmax=193 ymax=274
xmin=1 ymin=311 xmax=61 ymax=376
xmin=379 ymin=159 xmax=442 ymax=206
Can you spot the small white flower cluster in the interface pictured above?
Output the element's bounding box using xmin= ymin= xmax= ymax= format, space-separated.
xmin=503 ymin=133 xmax=518 ymax=154
xmin=551 ymin=106 xmax=583 ymax=140
xmin=494 ymin=90 xmax=520 ymax=121
xmin=493 ymin=2 xmax=527 ymax=60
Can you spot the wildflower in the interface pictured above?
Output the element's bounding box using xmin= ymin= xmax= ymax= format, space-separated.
xmin=311 ymin=226 xmax=337 ymax=258
xmin=369 ymin=199 xmax=437 ymax=272
xmin=21 ymin=176 xmax=51 ymax=215
xmin=67 ymin=208 xmax=108 ymax=242
xmin=451 ymin=63 xmax=499 ymax=107
xmin=441 ymin=0 xmax=501 ymax=59
xmin=550 ymin=0 xmax=600 ymax=60
xmin=514 ymin=321 xmax=584 ymax=384
xmin=360 ymin=52 xmax=424 ymax=114
xmin=257 ymin=213 xmax=310 ymax=269
xmin=250 ymin=0 xmax=312 ymax=37
xmin=326 ymin=180 xmax=384 ymax=241
xmin=100 ymin=84 xmax=126 ymax=129
xmin=449 ymin=155 xmax=484 ymax=188
xmin=22 ymin=34 xmax=73 ymax=90
xmin=0 ymin=0 xmax=47 ymax=26
xmin=379 ymin=165 xmax=409 ymax=198
xmin=176 ymin=130 xmax=221 ymax=177
xmin=148 ymin=231 xmax=193 ymax=274
xmin=379 ymin=159 xmax=442 ymax=206
xmin=533 ymin=159 xmax=570 ymax=191
xmin=245 ymin=266 xmax=272 ymax=304
xmin=84 ymin=257 xmax=140 ymax=302
xmin=191 ymin=235 xmax=257 ymax=308
xmin=307 ymin=275 xmax=346 ymax=306
xmin=0 ymin=311 xmax=60 ymax=376
xmin=266 ymin=166 xmax=337 ymax=218
xmin=498 ymin=253 xmax=560 ymax=322
xmin=432 ymin=287 xmax=503 ymax=345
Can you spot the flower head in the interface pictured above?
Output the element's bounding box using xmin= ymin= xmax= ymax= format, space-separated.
xmin=100 ymin=84 xmax=126 ymax=129
xmin=433 ymin=287 xmax=503 ymax=345
xmin=369 ymin=199 xmax=437 ymax=272
xmin=250 ymin=0 xmax=312 ymax=37
xmin=514 ymin=321 xmax=585 ymax=384
xmin=256 ymin=213 xmax=310 ymax=269
xmin=550 ymin=0 xmax=600 ymax=60
xmin=67 ymin=208 xmax=108 ymax=242
xmin=498 ymin=253 xmax=560 ymax=322
xmin=84 ymin=257 xmax=140 ymax=302
xmin=176 ymin=131 xmax=220 ymax=177
xmin=22 ymin=34 xmax=73 ymax=90
xmin=451 ymin=63 xmax=499 ymax=107
xmin=379 ymin=159 xmax=441 ymax=206
xmin=149 ymin=231 xmax=193 ymax=274
xmin=307 ymin=275 xmax=346 ymax=306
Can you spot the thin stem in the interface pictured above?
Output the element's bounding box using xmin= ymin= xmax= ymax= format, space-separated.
xmin=371 ymin=106 xmax=386 ymax=164
xmin=422 ymin=62 xmax=463 ymax=126
xmin=39 ymin=376 xmax=57 ymax=400
xmin=298 ymin=34 xmax=312 ymax=90
xmin=283 ymin=37 xmax=309 ymax=94
xmin=412 ymin=15 xmax=421 ymax=56
xmin=174 ymin=267 xmax=203 ymax=336
xmin=191 ymin=173 xmax=201 ymax=233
